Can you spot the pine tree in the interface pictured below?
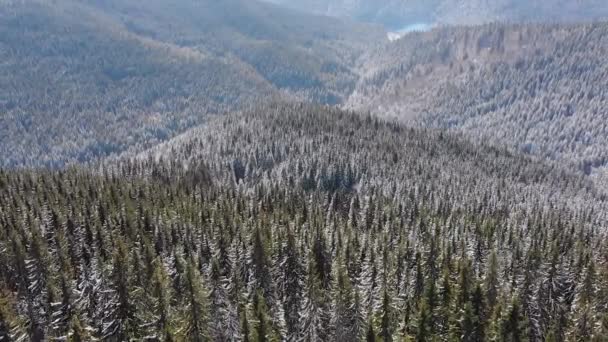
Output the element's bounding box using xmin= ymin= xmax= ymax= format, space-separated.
xmin=360 ymin=246 xmax=380 ymax=317
xmin=67 ymin=314 xmax=94 ymax=342
xmin=312 ymin=228 xmax=332 ymax=290
xmin=592 ymin=312 xmax=608 ymax=342
xmin=49 ymin=271 xmax=75 ymax=339
xmin=25 ymin=226 xmax=55 ymax=340
xmin=333 ymin=260 xmax=358 ymax=341
xmin=415 ymin=300 xmax=432 ymax=342
xmin=178 ymin=258 xmax=210 ymax=341
xmin=501 ymin=297 xmax=529 ymax=342
xmin=137 ymin=258 xmax=176 ymax=341
xmin=460 ymin=301 xmax=476 ymax=342
xmin=353 ymin=284 xmax=367 ymax=341
xmin=209 ymin=258 xmax=241 ymax=341
xmin=537 ymin=245 xmax=573 ymax=341
xmin=101 ymin=238 xmax=136 ymax=340
xmin=424 ymin=275 xmax=438 ymax=335
xmin=437 ymin=265 xmax=452 ymax=336
xmin=471 ymin=282 xmax=486 ymax=342
xmin=0 ymin=289 xmax=28 ymax=342
xmin=567 ymin=258 xmax=597 ymax=341
xmin=300 ymin=259 xmax=330 ymax=341
xmin=251 ymin=290 xmax=279 ymax=342
xmin=241 ymin=308 xmax=251 ymax=342
xmin=250 ymin=228 xmax=273 ymax=302
xmin=0 ymin=292 xmax=10 ymax=342
xmin=380 ymin=288 xmax=394 ymax=342
xmin=485 ymin=250 xmax=499 ymax=312
xmin=279 ymin=230 xmax=304 ymax=340
xmin=544 ymin=327 xmax=557 ymax=342
xmin=366 ymin=315 xmax=377 ymax=342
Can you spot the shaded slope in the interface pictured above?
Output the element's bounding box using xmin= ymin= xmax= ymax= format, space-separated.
xmin=131 ymin=103 xmax=604 ymax=209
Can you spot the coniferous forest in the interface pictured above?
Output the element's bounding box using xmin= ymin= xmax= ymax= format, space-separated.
xmin=1 ymin=104 xmax=607 ymax=341
xmin=3 ymin=1 xmax=608 ymax=342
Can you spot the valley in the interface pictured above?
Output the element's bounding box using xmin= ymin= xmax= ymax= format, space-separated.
xmin=0 ymin=0 xmax=383 ymax=168
xmin=1 ymin=1 xmax=608 ymax=341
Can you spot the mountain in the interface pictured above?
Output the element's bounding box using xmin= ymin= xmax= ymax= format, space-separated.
xmin=264 ymin=0 xmax=608 ymax=29
xmin=133 ymin=102 xmax=599 ymax=202
xmin=0 ymin=0 xmax=383 ymax=168
xmin=346 ymin=22 xmax=608 ymax=186
xmin=3 ymin=1 xmax=608 ymax=341
xmin=1 ymin=103 xmax=607 ymax=340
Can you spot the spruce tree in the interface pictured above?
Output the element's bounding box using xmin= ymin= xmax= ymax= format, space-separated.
xmin=177 ymin=258 xmax=210 ymax=341
xmin=101 ymin=238 xmax=136 ymax=340
xmin=567 ymin=258 xmax=597 ymax=341
xmin=0 ymin=289 xmax=28 ymax=342
xmin=415 ymin=300 xmax=432 ymax=342
xmin=279 ymin=230 xmax=304 ymax=340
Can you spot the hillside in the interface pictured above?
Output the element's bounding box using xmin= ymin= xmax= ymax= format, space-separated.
xmin=2 ymin=104 xmax=607 ymax=340
xmin=265 ymin=0 xmax=608 ymax=29
xmin=346 ymin=22 xmax=608 ymax=186
xmin=0 ymin=0 xmax=383 ymax=168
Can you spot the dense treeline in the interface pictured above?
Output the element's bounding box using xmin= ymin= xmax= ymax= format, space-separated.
xmin=1 ymin=104 xmax=607 ymax=341
xmin=348 ymin=22 xmax=608 ymax=186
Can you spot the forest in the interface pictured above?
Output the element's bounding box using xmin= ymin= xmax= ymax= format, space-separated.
xmin=263 ymin=0 xmax=608 ymax=28
xmin=348 ymin=22 xmax=608 ymax=187
xmin=0 ymin=0 xmax=381 ymax=168
xmin=2 ymin=0 xmax=608 ymax=341
xmin=1 ymin=104 xmax=607 ymax=341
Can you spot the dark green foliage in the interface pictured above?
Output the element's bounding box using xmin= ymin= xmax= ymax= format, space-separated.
xmin=0 ymin=104 xmax=606 ymax=341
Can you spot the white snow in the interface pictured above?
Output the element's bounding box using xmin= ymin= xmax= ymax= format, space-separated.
xmin=387 ymin=22 xmax=434 ymax=41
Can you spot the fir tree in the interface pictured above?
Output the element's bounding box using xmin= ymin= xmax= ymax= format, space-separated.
xmin=178 ymin=258 xmax=210 ymax=341
xmin=415 ymin=300 xmax=432 ymax=342
xmin=0 ymin=289 xmax=28 ymax=342
xmin=300 ymin=259 xmax=330 ymax=341
xmin=101 ymin=237 xmax=136 ymax=341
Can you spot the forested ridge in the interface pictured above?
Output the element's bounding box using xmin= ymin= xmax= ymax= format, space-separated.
xmin=347 ymin=22 xmax=608 ymax=186
xmin=263 ymin=0 xmax=608 ymax=28
xmin=1 ymin=104 xmax=607 ymax=341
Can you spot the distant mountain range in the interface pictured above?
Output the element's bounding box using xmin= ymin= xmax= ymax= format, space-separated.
xmin=0 ymin=0 xmax=383 ymax=167
xmin=263 ymin=0 xmax=608 ymax=29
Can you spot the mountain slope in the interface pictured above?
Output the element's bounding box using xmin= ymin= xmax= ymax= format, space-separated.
xmin=85 ymin=0 xmax=383 ymax=101
xmin=4 ymin=104 xmax=605 ymax=340
xmin=131 ymin=103 xmax=602 ymax=205
xmin=0 ymin=0 xmax=383 ymax=168
xmin=265 ymin=0 xmax=608 ymax=29
xmin=346 ymin=22 xmax=608 ymax=186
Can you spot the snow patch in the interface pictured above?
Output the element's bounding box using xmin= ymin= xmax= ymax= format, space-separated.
xmin=388 ymin=22 xmax=434 ymax=41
